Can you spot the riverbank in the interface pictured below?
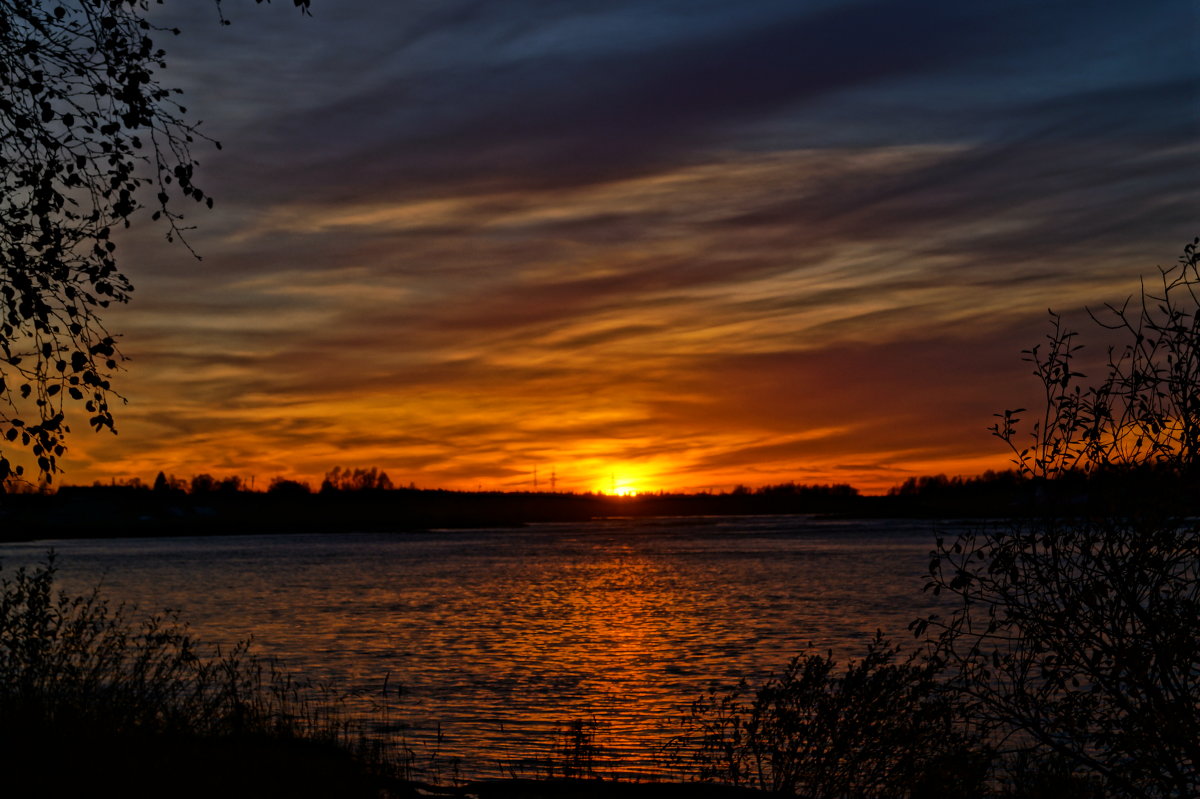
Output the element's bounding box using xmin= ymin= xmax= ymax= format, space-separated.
xmin=412 ymin=778 xmax=768 ymax=798
xmin=0 ymin=485 xmax=870 ymax=542
xmin=0 ymin=476 xmax=1093 ymax=543
xmin=4 ymin=728 xmax=766 ymax=799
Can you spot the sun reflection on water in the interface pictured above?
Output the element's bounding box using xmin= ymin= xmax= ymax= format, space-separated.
xmin=0 ymin=516 xmax=945 ymax=779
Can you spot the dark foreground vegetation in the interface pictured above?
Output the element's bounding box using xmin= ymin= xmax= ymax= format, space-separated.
xmin=4 ymin=242 xmax=1198 ymax=798
xmin=0 ymin=555 xmax=402 ymax=799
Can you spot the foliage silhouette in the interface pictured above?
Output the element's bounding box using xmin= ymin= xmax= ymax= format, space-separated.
xmin=320 ymin=465 xmax=395 ymax=493
xmin=674 ymin=633 xmax=987 ymax=798
xmin=0 ymin=551 xmax=401 ymax=797
xmin=0 ymin=0 xmax=308 ymax=483
xmin=267 ymin=476 xmax=311 ymax=495
xmin=918 ymin=238 xmax=1200 ymax=798
xmin=993 ymin=239 xmax=1200 ymax=479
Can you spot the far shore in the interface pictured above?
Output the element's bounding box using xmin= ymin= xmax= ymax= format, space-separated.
xmin=5 ymin=463 xmax=1186 ymax=544
xmin=0 ymin=481 xmax=1035 ymax=545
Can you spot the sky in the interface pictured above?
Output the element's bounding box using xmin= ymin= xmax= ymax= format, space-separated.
xmin=55 ymin=0 xmax=1200 ymax=494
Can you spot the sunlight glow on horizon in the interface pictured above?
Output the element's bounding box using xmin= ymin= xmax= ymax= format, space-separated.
xmin=599 ymin=476 xmax=642 ymax=497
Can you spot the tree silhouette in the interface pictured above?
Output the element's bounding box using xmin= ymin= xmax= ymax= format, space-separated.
xmin=992 ymin=238 xmax=1200 ymax=479
xmin=319 ymin=466 xmax=394 ymax=493
xmin=0 ymin=0 xmax=309 ymax=483
xmin=920 ymin=238 xmax=1200 ymax=797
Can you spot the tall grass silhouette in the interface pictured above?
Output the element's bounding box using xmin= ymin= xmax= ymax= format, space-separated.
xmin=0 ymin=553 xmax=401 ymax=797
xmin=671 ymin=632 xmax=987 ymax=798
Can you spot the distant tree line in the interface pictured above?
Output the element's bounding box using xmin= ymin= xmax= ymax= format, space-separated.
xmin=4 ymin=470 xmax=860 ymax=499
xmin=45 ymin=466 xmax=399 ymax=496
xmin=886 ymin=463 xmax=1200 ymax=516
xmin=10 ymin=460 xmax=1200 ymax=518
xmin=731 ymin=481 xmax=859 ymax=498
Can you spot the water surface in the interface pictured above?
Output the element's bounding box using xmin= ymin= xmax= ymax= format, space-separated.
xmin=0 ymin=514 xmax=951 ymax=778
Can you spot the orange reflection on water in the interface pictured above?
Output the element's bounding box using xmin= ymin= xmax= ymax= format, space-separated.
xmin=7 ymin=518 xmax=945 ymax=779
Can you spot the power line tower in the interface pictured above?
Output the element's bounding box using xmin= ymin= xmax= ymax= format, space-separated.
xmin=550 ymin=467 xmax=557 ymax=493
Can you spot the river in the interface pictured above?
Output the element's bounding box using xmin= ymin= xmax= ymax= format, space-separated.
xmin=0 ymin=514 xmax=955 ymax=780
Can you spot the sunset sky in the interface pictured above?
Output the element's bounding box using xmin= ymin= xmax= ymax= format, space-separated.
xmin=58 ymin=0 xmax=1200 ymax=494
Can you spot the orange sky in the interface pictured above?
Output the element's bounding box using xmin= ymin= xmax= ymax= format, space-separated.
xmin=13 ymin=2 xmax=1197 ymax=495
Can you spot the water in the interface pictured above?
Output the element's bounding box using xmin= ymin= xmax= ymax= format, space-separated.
xmin=0 ymin=514 xmax=952 ymax=779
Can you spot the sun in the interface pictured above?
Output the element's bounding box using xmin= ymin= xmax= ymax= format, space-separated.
xmin=596 ymin=472 xmax=644 ymax=496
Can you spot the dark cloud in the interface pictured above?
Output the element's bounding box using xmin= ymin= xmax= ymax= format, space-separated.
xmin=214 ymin=0 xmax=1179 ymax=201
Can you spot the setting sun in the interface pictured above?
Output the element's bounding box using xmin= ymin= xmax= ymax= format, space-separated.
xmin=594 ymin=472 xmax=646 ymax=496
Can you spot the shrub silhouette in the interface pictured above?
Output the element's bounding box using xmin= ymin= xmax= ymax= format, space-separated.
xmin=919 ymin=239 xmax=1200 ymax=798
xmin=675 ymin=633 xmax=987 ymax=798
xmin=0 ymin=553 xmax=394 ymax=797
xmin=993 ymin=238 xmax=1200 ymax=479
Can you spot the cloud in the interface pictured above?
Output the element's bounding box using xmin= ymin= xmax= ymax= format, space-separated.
xmin=205 ymin=0 xmax=1159 ymax=201
xmin=52 ymin=1 xmax=1198 ymax=494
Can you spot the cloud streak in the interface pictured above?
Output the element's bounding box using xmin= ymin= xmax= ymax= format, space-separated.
xmin=50 ymin=0 xmax=1200 ymax=493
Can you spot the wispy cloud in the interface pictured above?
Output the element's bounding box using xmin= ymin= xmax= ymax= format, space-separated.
xmin=54 ymin=0 xmax=1199 ymax=493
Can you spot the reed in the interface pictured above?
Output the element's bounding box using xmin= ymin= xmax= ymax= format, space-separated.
xmin=670 ymin=632 xmax=988 ymax=798
xmin=0 ymin=552 xmax=403 ymax=797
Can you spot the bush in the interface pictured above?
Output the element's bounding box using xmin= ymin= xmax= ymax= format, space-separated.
xmin=992 ymin=238 xmax=1200 ymax=481
xmin=674 ymin=632 xmax=988 ymax=798
xmin=920 ymin=515 xmax=1199 ymax=798
xmin=919 ymin=239 xmax=1200 ymax=798
xmin=0 ymin=553 xmax=395 ymax=797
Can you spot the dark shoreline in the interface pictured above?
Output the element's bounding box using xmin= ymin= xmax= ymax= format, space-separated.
xmin=410 ymin=777 xmax=771 ymax=798
xmin=4 ymin=463 xmax=1192 ymax=543
xmin=0 ymin=486 xmax=1003 ymax=544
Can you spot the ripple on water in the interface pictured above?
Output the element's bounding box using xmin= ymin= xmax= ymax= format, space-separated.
xmin=0 ymin=515 xmax=950 ymax=779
